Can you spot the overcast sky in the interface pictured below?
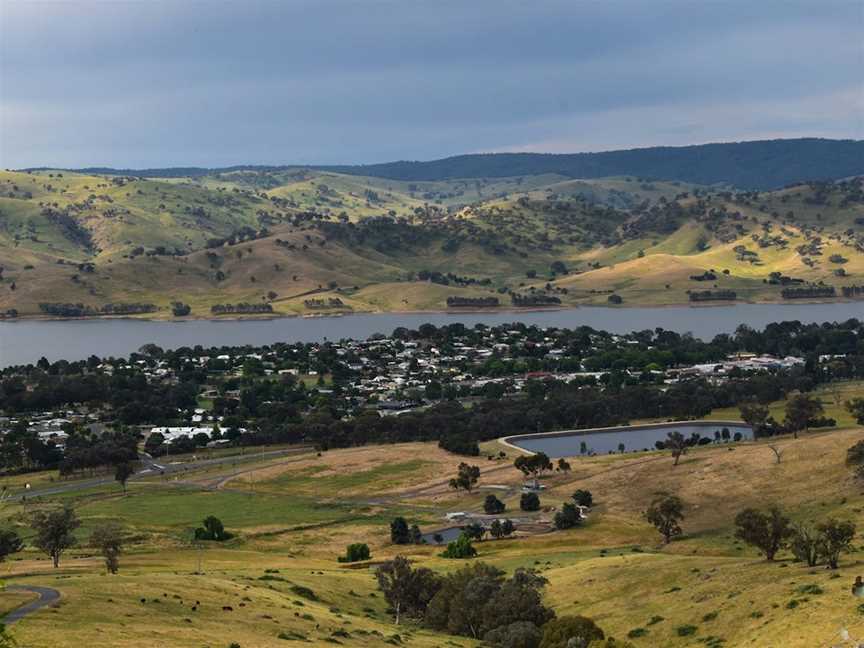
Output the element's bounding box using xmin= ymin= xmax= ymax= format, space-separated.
xmin=1 ymin=0 xmax=862 ymax=168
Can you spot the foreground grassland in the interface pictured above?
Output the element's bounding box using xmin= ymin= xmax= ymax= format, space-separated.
xmin=0 ymin=415 xmax=862 ymax=646
xmin=1 ymin=169 xmax=861 ymax=317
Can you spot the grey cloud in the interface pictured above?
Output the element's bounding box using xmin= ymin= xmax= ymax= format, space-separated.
xmin=1 ymin=0 xmax=860 ymax=167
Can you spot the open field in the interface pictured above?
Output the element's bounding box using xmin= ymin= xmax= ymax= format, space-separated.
xmin=0 ymin=413 xmax=861 ymax=646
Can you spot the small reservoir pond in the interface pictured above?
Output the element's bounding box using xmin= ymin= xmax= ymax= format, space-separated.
xmin=504 ymin=421 xmax=753 ymax=458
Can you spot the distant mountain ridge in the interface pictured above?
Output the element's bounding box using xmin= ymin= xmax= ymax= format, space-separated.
xmin=27 ymin=138 xmax=864 ymax=190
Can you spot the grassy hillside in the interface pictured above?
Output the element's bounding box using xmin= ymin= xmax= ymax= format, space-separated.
xmin=1 ymin=411 xmax=863 ymax=646
xmin=0 ymin=168 xmax=861 ymax=318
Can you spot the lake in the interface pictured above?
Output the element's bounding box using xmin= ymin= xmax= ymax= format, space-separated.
xmin=1 ymin=301 xmax=861 ymax=367
xmin=501 ymin=421 xmax=754 ymax=458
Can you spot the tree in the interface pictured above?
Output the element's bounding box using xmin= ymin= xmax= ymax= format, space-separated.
xmin=739 ymin=402 xmax=769 ymax=436
xmin=514 ymin=453 xmax=553 ymax=487
xmin=376 ymin=556 xmax=441 ymax=625
xmin=464 ymin=523 xmax=485 ymax=542
xmin=572 ymin=489 xmax=593 ymax=508
xmin=449 ymin=463 xmax=481 ymax=492
xmin=390 ymin=517 xmax=411 ymax=545
xmin=789 ymin=523 xmax=820 ymax=567
xmin=440 ymin=532 xmax=477 ymax=559
xmin=491 ymin=519 xmax=516 ymax=539
xmin=114 ymin=461 xmax=134 ymax=493
xmin=556 ymin=458 xmax=571 ymax=472
xmin=484 ymin=494 xmax=506 ymax=514
xmin=425 ymin=562 xmax=504 ymax=637
xmin=846 ymin=398 xmax=864 ymax=425
xmin=194 ymin=516 xmax=231 ymax=541
xmin=425 ymin=563 xmax=551 ymax=640
xmin=520 ymin=492 xmax=540 ymax=512
xmin=733 ymin=507 xmax=792 ymax=560
xmin=664 ymin=431 xmax=688 ymax=466
xmin=846 ymin=440 xmax=864 ymax=480
xmin=767 ymin=444 xmax=784 ymax=464
xmin=784 ymin=393 xmax=823 ymax=439
xmin=144 ymin=431 xmax=165 ymax=455
xmin=554 ymin=503 xmax=583 ymax=530
xmin=481 ymin=570 xmax=553 ymax=641
xmin=484 ymin=621 xmax=542 ymax=648
xmin=644 ymin=492 xmax=684 ymax=543
xmin=31 ymin=506 xmax=80 ymax=568
xmin=0 ymin=623 xmax=17 ymax=648
xmin=817 ymin=518 xmax=855 ymax=569
xmin=90 ymin=522 xmax=123 ymax=574
xmin=539 ymin=615 xmax=605 ymax=648
xmin=338 ymin=543 xmax=370 ymax=563
xmin=0 ymin=529 xmax=23 ymax=563
xmin=410 ymin=524 xmax=423 ymax=545
xmin=425 ymin=381 xmax=443 ymax=400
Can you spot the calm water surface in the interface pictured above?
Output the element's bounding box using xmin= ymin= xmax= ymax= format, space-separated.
xmin=1 ymin=302 xmax=861 ymax=367
xmin=506 ymin=423 xmax=754 ymax=458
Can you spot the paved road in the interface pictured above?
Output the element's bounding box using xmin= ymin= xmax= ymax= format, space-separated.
xmin=15 ymin=446 xmax=314 ymax=500
xmin=2 ymin=585 xmax=60 ymax=624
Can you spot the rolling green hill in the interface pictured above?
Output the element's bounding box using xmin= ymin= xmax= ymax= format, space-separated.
xmin=0 ymin=166 xmax=862 ymax=319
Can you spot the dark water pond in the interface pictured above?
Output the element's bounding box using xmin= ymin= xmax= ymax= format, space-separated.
xmin=505 ymin=422 xmax=753 ymax=458
xmin=420 ymin=526 xmax=465 ymax=545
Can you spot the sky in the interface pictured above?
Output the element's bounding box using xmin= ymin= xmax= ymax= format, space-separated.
xmin=1 ymin=0 xmax=862 ymax=168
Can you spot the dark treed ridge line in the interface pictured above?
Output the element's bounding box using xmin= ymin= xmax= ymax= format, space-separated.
xmin=18 ymin=137 xmax=864 ymax=191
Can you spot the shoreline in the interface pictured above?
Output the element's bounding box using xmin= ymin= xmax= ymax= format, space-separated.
xmin=2 ymin=296 xmax=861 ymax=324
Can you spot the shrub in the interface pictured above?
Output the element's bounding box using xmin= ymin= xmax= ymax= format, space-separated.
xmin=554 ymin=503 xmax=583 ymax=530
xmin=520 ymin=492 xmax=540 ymax=512
xmin=338 ymin=543 xmax=371 ymax=563
xmin=483 ymin=621 xmax=542 ymax=648
xmin=193 ymin=516 xmax=232 ymax=541
xmin=676 ymin=625 xmax=697 ymax=636
xmin=572 ymin=489 xmax=593 ymax=507
xmin=439 ymin=533 xmax=477 ymax=559
xmin=539 ymin=615 xmax=604 ymax=648
xmin=289 ymin=585 xmax=318 ymax=601
xmin=484 ymin=494 xmax=506 ymax=515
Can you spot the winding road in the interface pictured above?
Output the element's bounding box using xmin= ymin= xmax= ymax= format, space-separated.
xmin=2 ymin=585 xmax=60 ymax=624
xmin=14 ymin=445 xmax=314 ymax=500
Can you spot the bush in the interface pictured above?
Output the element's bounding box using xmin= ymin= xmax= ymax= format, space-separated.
xmin=572 ymin=489 xmax=593 ymax=507
xmin=539 ymin=615 xmax=604 ymax=648
xmin=484 ymin=621 xmax=542 ymax=648
xmin=521 ymin=492 xmax=541 ymax=512
xmin=484 ymin=494 xmax=506 ymax=514
xmin=676 ymin=625 xmax=697 ymax=636
xmin=554 ymin=503 xmax=583 ymax=530
xmin=439 ymin=533 xmax=477 ymax=559
xmin=390 ymin=517 xmax=411 ymax=544
xmin=194 ymin=516 xmax=232 ymax=541
xmin=289 ymin=585 xmax=318 ymax=601
xmin=338 ymin=543 xmax=370 ymax=563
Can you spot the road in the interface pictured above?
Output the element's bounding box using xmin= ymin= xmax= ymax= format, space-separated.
xmin=2 ymin=585 xmax=60 ymax=624
xmin=15 ymin=446 xmax=314 ymax=500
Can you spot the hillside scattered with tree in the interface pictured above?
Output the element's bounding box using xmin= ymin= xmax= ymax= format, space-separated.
xmin=1 ymin=148 xmax=863 ymax=318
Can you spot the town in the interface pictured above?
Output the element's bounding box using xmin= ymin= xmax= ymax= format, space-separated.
xmin=1 ymin=320 xmax=857 ymax=465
